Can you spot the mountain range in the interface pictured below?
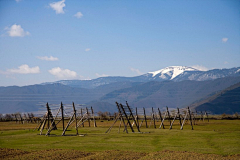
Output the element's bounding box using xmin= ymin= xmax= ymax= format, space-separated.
xmin=0 ymin=66 xmax=240 ymax=114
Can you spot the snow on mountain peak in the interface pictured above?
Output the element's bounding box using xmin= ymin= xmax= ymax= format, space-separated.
xmin=149 ymin=66 xmax=198 ymax=80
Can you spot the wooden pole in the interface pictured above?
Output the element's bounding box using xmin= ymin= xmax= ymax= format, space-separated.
xmin=126 ymin=101 xmax=140 ymax=132
xmin=166 ymin=106 xmax=171 ymax=126
xmin=46 ymin=103 xmax=50 ymax=129
xmin=73 ymin=102 xmax=78 ymax=135
xmin=81 ymin=108 xmax=84 ymax=127
xmin=61 ymin=102 xmax=64 ymax=131
xmin=152 ymin=107 xmax=156 ymax=128
xmin=116 ymin=102 xmax=128 ymax=133
xmin=158 ymin=108 xmax=164 ymax=129
xmin=91 ymin=106 xmax=97 ymax=127
xmin=121 ymin=103 xmax=134 ymax=132
xmin=136 ymin=107 xmax=139 ymax=127
xmin=159 ymin=111 xmax=167 ymax=129
xmin=169 ymin=109 xmax=177 ymax=130
xmin=143 ymin=107 xmax=148 ymax=128
xmin=188 ymin=107 xmax=193 ymax=130
xmin=204 ymin=111 xmax=209 ymax=122
xmin=86 ymin=107 xmax=90 ymax=127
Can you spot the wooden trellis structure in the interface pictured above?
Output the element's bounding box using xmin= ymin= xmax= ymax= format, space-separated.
xmin=169 ymin=108 xmax=182 ymax=129
xmin=106 ymin=101 xmax=141 ymax=134
xmin=35 ymin=102 xmax=97 ymax=136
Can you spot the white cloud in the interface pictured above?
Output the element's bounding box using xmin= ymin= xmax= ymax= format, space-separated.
xmin=49 ymin=0 xmax=66 ymax=14
xmin=37 ymin=56 xmax=59 ymax=61
xmin=49 ymin=67 xmax=77 ymax=79
xmin=85 ymin=48 xmax=91 ymax=52
xmin=96 ymin=73 xmax=109 ymax=77
xmin=6 ymin=24 xmax=30 ymax=37
xmin=74 ymin=12 xmax=83 ymax=18
xmin=7 ymin=64 xmax=40 ymax=74
xmin=222 ymin=38 xmax=228 ymax=43
xmin=130 ymin=68 xmax=143 ymax=75
xmin=191 ymin=65 xmax=208 ymax=71
xmin=15 ymin=0 xmax=21 ymax=2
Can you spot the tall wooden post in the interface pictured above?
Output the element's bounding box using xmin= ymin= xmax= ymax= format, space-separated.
xmin=73 ymin=102 xmax=78 ymax=135
xmin=188 ymin=107 xmax=193 ymax=130
xmin=19 ymin=114 xmax=23 ymax=124
xmin=91 ymin=106 xmax=97 ymax=127
xmin=152 ymin=107 xmax=156 ymax=128
xmin=178 ymin=108 xmax=182 ymax=126
xmin=46 ymin=103 xmax=50 ymax=129
xmin=136 ymin=107 xmax=139 ymax=127
xmin=61 ymin=102 xmax=64 ymax=130
xmin=86 ymin=107 xmax=90 ymax=127
xmin=158 ymin=108 xmax=164 ymax=129
xmin=166 ymin=106 xmax=171 ymax=126
xmin=205 ymin=111 xmax=209 ymax=122
xmin=81 ymin=108 xmax=84 ymax=127
xmin=143 ymin=107 xmax=148 ymax=128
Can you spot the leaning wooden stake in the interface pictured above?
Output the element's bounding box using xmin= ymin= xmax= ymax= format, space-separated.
xmin=126 ymin=101 xmax=140 ymax=132
xmin=159 ymin=111 xmax=167 ymax=129
xmin=116 ymin=102 xmax=128 ymax=133
xmin=120 ymin=103 xmax=134 ymax=132
xmin=180 ymin=107 xmax=193 ymax=130
xmin=73 ymin=102 xmax=78 ymax=135
xmin=105 ymin=113 xmax=120 ymax=133
xmin=158 ymin=108 xmax=165 ymax=129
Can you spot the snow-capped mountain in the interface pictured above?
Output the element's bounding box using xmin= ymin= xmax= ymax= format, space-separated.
xmin=145 ymin=66 xmax=199 ymax=80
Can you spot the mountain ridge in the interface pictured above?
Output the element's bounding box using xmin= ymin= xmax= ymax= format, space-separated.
xmin=42 ymin=66 xmax=240 ymax=89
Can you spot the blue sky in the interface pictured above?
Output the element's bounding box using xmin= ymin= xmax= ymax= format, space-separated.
xmin=0 ymin=0 xmax=239 ymax=86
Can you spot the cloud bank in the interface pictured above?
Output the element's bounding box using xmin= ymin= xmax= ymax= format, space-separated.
xmin=49 ymin=67 xmax=77 ymax=79
xmin=7 ymin=64 xmax=40 ymax=74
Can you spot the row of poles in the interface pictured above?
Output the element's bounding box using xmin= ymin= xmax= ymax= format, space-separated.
xmin=106 ymin=101 xmax=209 ymax=133
xmin=35 ymin=102 xmax=96 ymax=136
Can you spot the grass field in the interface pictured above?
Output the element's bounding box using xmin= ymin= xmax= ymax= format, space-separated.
xmin=0 ymin=119 xmax=240 ymax=159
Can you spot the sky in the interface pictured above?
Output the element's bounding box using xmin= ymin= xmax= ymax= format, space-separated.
xmin=0 ymin=0 xmax=239 ymax=86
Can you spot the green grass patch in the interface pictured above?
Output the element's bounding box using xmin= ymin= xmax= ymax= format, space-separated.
xmin=0 ymin=120 xmax=239 ymax=159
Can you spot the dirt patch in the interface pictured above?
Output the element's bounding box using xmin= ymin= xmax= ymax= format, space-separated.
xmin=0 ymin=148 xmax=29 ymax=159
xmin=0 ymin=148 xmax=93 ymax=160
xmin=142 ymin=150 xmax=240 ymax=160
xmin=1 ymin=148 xmax=240 ymax=160
xmin=84 ymin=150 xmax=147 ymax=160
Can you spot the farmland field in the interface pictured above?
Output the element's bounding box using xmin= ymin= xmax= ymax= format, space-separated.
xmin=0 ymin=119 xmax=240 ymax=159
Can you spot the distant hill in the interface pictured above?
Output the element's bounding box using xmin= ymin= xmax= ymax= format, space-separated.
xmin=193 ymin=82 xmax=240 ymax=114
xmin=96 ymin=76 xmax=240 ymax=113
